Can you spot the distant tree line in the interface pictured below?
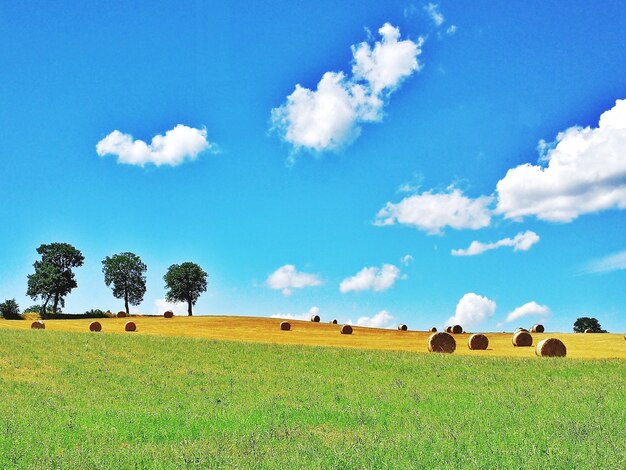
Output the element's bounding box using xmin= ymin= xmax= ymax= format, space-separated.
xmin=0 ymin=242 xmax=208 ymax=320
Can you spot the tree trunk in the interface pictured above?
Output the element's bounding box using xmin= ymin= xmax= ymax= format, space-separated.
xmin=52 ymin=293 xmax=59 ymax=315
xmin=188 ymin=299 xmax=193 ymax=316
xmin=42 ymin=294 xmax=51 ymax=319
xmin=124 ymin=292 xmax=129 ymax=316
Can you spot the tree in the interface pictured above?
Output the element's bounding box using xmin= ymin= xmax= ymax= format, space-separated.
xmin=163 ymin=262 xmax=208 ymax=316
xmin=102 ymin=252 xmax=147 ymax=315
xmin=26 ymin=243 xmax=84 ymax=317
xmin=573 ymin=317 xmax=607 ymax=333
xmin=0 ymin=299 xmax=21 ymax=320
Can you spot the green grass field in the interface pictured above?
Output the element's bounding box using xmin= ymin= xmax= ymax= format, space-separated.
xmin=1 ymin=329 xmax=625 ymax=468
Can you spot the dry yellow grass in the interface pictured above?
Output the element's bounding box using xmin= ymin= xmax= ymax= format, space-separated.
xmin=1 ymin=316 xmax=624 ymax=359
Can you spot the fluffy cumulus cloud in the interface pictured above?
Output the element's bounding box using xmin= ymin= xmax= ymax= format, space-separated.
xmin=496 ymin=99 xmax=626 ymax=222
xmin=96 ymin=124 xmax=215 ymax=167
xmin=357 ymin=310 xmax=395 ymax=328
xmin=582 ymin=250 xmax=626 ymax=274
xmin=271 ymin=306 xmax=320 ymax=321
xmin=265 ymin=265 xmax=323 ymax=296
xmin=154 ymin=298 xmax=188 ymax=316
xmin=446 ymin=293 xmax=496 ymax=330
xmin=271 ymin=23 xmax=422 ymax=154
xmin=451 ymin=230 xmax=540 ymax=256
xmin=375 ymin=187 xmax=493 ymax=235
xmin=339 ymin=263 xmax=402 ymax=293
xmin=505 ymin=301 xmax=550 ymax=323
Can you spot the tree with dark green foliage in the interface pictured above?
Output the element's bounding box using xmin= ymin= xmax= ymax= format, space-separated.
xmin=0 ymin=299 xmax=21 ymax=320
xmin=163 ymin=262 xmax=208 ymax=316
xmin=102 ymin=252 xmax=147 ymax=315
xmin=573 ymin=317 xmax=607 ymax=333
xmin=26 ymin=242 xmax=84 ymax=317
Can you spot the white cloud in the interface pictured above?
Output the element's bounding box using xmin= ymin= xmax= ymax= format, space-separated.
xmin=265 ymin=265 xmax=323 ymax=296
xmin=446 ymin=293 xmax=496 ymax=330
xmin=400 ymin=254 xmax=414 ymax=266
xmin=271 ymin=23 xmax=422 ymax=154
xmin=496 ymin=99 xmax=626 ymax=222
xmin=582 ymin=250 xmax=626 ymax=274
xmin=424 ymin=3 xmax=444 ymax=27
xmin=339 ymin=264 xmax=402 ymax=293
xmin=375 ymin=186 xmax=493 ymax=235
xmin=357 ymin=310 xmax=395 ymax=328
xmin=451 ymin=230 xmax=540 ymax=256
xmin=154 ymin=298 xmax=188 ymax=316
xmin=271 ymin=306 xmax=320 ymax=321
xmin=505 ymin=301 xmax=550 ymax=323
xmin=96 ymin=124 xmax=215 ymax=167
xmin=446 ymin=25 xmax=457 ymax=35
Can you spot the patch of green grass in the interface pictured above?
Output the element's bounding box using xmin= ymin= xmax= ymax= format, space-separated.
xmin=1 ymin=330 xmax=625 ymax=468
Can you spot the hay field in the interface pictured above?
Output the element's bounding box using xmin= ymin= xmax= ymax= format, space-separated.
xmin=1 ymin=315 xmax=624 ymax=359
xmin=1 ymin=329 xmax=625 ymax=468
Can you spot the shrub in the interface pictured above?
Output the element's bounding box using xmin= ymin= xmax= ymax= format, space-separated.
xmin=0 ymin=299 xmax=22 ymax=320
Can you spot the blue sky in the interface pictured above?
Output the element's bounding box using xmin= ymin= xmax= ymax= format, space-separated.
xmin=1 ymin=1 xmax=625 ymax=332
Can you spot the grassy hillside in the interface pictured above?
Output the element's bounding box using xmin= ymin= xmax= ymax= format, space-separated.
xmin=1 ymin=329 xmax=625 ymax=468
xmin=1 ymin=315 xmax=625 ymax=359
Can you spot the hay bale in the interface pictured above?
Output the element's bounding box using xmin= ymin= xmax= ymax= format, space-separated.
xmin=117 ymin=311 xmax=127 ymax=318
xmin=428 ymin=332 xmax=456 ymax=353
xmin=310 ymin=314 xmax=320 ymax=323
xmin=468 ymin=334 xmax=489 ymax=350
xmin=398 ymin=324 xmax=408 ymax=331
xmin=280 ymin=321 xmax=291 ymax=331
xmin=515 ymin=327 xmax=529 ymax=333
xmin=531 ymin=324 xmax=544 ymax=333
xmin=445 ymin=326 xmax=453 ymax=333
xmin=584 ymin=328 xmax=593 ymax=333
xmin=164 ymin=310 xmax=174 ymax=318
xmin=124 ymin=321 xmax=137 ymax=332
xmin=340 ymin=324 xmax=353 ymax=335
xmin=451 ymin=324 xmax=463 ymax=334
xmin=430 ymin=327 xmax=437 ymax=332
xmin=512 ymin=331 xmax=533 ymax=347
xmin=535 ymin=338 xmax=567 ymax=357
xmin=89 ymin=321 xmax=102 ymax=332
xmin=329 ymin=319 xmax=337 ymax=324
xmin=31 ymin=320 xmax=45 ymax=330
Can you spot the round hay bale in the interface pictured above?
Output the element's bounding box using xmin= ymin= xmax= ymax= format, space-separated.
xmin=340 ymin=324 xmax=353 ymax=335
xmin=430 ymin=327 xmax=437 ymax=332
xmin=329 ymin=319 xmax=337 ymax=324
xmin=531 ymin=324 xmax=544 ymax=333
xmin=163 ymin=310 xmax=174 ymax=318
xmin=535 ymin=338 xmax=567 ymax=357
xmin=515 ymin=327 xmax=529 ymax=333
xmin=117 ymin=311 xmax=127 ymax=318
xmin=89 ymin=321 xmax=102 ymax=332
xmin=468 ymin=334 xmax=489 ymax=350
xmin=31 ymin=320 xmax=45 ymax=330
xmin=512 ymin=331 xmax=533 ymax=347
xmin=280 ymin=321 xmax=291 ymax=331
xmin=310 ymin=314 xmax=320 ymax=323
xmin=428 ymin=332 xmax=456 ymax=353
xmin=124 ymin=321 xmax=136 ymax=332
xmin=445 ymin=326 xmax=453 ymax=333
xmin=398 ymin=324 xmax=408 ymax=331
xmin=584 ymin=328 xmax=593 ymax=333
xmin=451 ymin=324 xmax=463 ymax=334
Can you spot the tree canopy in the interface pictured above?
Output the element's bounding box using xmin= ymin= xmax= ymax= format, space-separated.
xmin=102 ymin=252 xmax=147 ymax=315
xmin=164 ymin=262 xmax=208 ymax=316
xmin=573 ymin=317 xmax=607 ymax=333
xmin=26 ymin=243 xmax=84 ymax=317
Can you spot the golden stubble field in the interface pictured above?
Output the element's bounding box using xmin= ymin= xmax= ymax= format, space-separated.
xmin=1 ymin=315 xmax=624 ymax=359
